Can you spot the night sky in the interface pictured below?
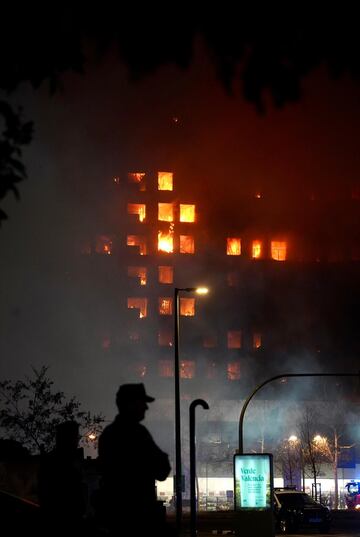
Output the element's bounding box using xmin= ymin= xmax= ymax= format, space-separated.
xmin=1 ymin=41 xmax=360 ymax=422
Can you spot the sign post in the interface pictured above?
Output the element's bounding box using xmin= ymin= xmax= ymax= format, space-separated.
xmin=233 ymin=453 xmax=275 ymax=537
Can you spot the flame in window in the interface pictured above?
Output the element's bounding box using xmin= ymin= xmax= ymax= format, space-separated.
xmin=252 ymin=240 xmax=262 ymax=259
xmin=127 ymin=235 xmax=147 ymax=255
xmin=128 ymin=172 xmax=146 ymax=191
xmin=159 ymin=297 xmax=173 ymax=315
xmin=127 ymin=298 xmax=147 ymax=318
xmin=128 ymin=203 xmax=146 ymax=222
xmin=180 ymin=235 xmax=195 ymax=254
xmin=271 ymin=241 xmax=287 ymax=261
xmin=180 ymin=360 xmax=195 ymax=379
xmin=179 ymin=204 xmax=195 ymax=223
xmin=159 ymin=359 xmax=174 ymax=377
xmin=253 ymin=332 xmax=262 ymax=349
xmin=180 ymin=297 xmax=195 ymax=316
xmin=158 ymin=203 xmax=174 ymax=222
xmin=226 ymin=238 xmax=241 ymax=256
xmin=158 ymin=171 xmax=173 ymax=191
xmin=227 ymin=362 xmax=241 ymax=380
xmin=128 ymin=266 xmax=147 ymax=286
xmin=227 ymin=330 xmax=242 ymax=349
xmin=158 ymin=225 xmax=174 ymax=253
xmin=158 ymin=266 xmax=173 ymax=284
xmin=95 ymin=235 xmax=113 ymax=255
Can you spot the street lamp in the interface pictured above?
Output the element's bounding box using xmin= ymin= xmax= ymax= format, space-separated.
xmin=174 ymin=286 xmax=208 ymax=530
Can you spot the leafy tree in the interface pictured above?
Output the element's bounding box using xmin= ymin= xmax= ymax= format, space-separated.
xmin=0 ymin=365 xmax=104 ymax=454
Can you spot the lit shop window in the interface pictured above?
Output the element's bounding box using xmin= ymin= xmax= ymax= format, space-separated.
xmin=180 ymin=235 xmax=195 ymax=254
xmin=179 ymin=204 xmax=195 ymax=223
xmin=203 ymin=334 xmax=217 ymax=348
xmin=227 ymin=362 xmax=241 ymax=380
xmin=127 ymin=203 xmax=146 ymax=222
xmin=253 ymin=332 xmax=262 ymax=349
xmin=158 ymin=171 xmax=173 ymax=191
xmin=158 ymin=203 xmax=174 ymax=222
xmin=180 ymin=297 xmax=195 ymax=316
xmin=127 ymin=298 xmax=148 ymax=318
xmin=95 ymin=235 xmax=113 ymax=255
xmin=128 ymin=172 xmax=146 ymax=191
xmin=252 ymin=240 xmax=262 ymax=259
xmin=271 ymin=241 xmax=287 ymax=261
xmin=158 ymin=229 xmax=174 ymax=253
xmin=227 ymin=330 xmax=242 ymax=349
xmin=227 ymin=271 xmax=239 ymax=287
xmin=159 ymin=359 xmax=174 ymax=377
xmin=127 ymin=235 xmax=147 ymax=255
xmin=159 ymin=297 xmax=173 ymax=315
xmin=158 ymin=266 xmax=173 ymax=284
xmin=227 ymin=238 xmax=241 ymax=256
xmin=158 ymin=329 xmax=173 ymax=347
xmin=127 ymin=266 xmax=147 ymax=286
xmin=180 ymin=360 xmax=195 ymax=379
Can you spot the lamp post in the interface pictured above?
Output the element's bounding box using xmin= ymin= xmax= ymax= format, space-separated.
xmin=238 ymin=372 xmax=360 ymax=454
xmin=174 ymin=286 xmax=208 ymax=531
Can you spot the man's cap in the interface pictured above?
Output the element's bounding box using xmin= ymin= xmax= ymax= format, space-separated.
xmin=116 ymin=383 xmax=155 ymax=405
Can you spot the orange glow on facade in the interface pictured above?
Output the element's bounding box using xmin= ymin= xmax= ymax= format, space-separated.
xmin=226 ymin=238 xmax=241 ymax=255
xmin=95 ymin=235 xmax=113 ymax=255
xmin=203 ymin=334 xmax=217 ymax=348
xmin=127 ymin=203 xmax=146 ymax=222
xmin=179 ymin=204 xmax=195 ymax=222
xmin=271 ymin=241 xmax=287 ymax=261
xmin=159 ymin=359 xmax=174 ymax=377
xmin=128 ymin=266 xmax=147 ymax=285
xmin=158 ymin=266 xmax=173 ymax=284
xmin=180 ymin=360 xmax=195 ymax=379
xmin=158 ymin=329 xmax=173 ymax=346
xmin=159 ymin=297 xmax=173 ymax=315
xmin=253 ymin=332 xmax=262 ymax=349
xmin=227 ymin=271 xmax=239 ymax=287
xmin=158 ymin=203 xmax=174 ymax=222
xmin=127 ymin=235 xmax=147 ymax=255
xmin=158 ymin=229 xmax=174 ymax=253
xmin=158 ymin=171 xmax=173 ymax=191
xmin=252 ymin=240 xmax=262 ymax=259
xmin=180 ymin=235 xmax=195 ymax=254
xmin=128 ymin=172 xmax=146 ymax=190
xmin=227 ymin=362 xmax=241 ymax=380
xmin=180 ymin=297 xmax=195 ymax=316
xmin=227 ymin=330 xmax=242 ymax=349
xmin=127 ymin=298 xmax=148 ymax=318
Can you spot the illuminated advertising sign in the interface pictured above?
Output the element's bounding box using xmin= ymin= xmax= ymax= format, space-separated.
xmin=234 ymin=453 xmax=273 ymax=510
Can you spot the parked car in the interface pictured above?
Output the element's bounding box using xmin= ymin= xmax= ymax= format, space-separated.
xmin=274 ymin=487 xmax=331 ymax=534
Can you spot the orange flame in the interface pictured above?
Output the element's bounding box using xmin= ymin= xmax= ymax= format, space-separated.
xmin=158 ymin=224 xmax=174 ymax=253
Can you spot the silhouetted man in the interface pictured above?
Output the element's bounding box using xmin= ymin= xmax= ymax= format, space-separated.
xmin=38 ymin=421 xmax=86 ymax=536
xmin=97 ymin=383 xmax=171 ymax=535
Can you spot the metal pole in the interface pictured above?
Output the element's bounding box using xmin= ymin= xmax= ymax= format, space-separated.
xmin=174 ymin=288 xmax=182 ymax=530
xmin=238 ymin=372 xmax=359 ymax=453
xmin=190 ymin=399 xmax=209 ymax=537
